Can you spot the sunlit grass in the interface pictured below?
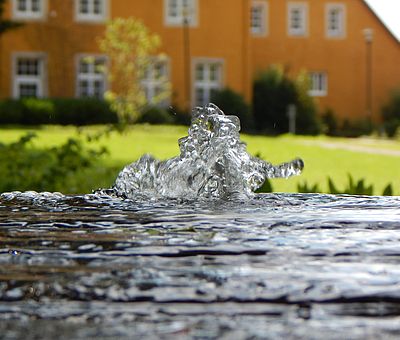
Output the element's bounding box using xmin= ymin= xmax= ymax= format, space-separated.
xmin=1 ymin=125 xmax=400 ymax=195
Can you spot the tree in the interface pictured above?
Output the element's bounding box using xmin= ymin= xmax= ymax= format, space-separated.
xmin=252 ymin=65 xmax=321 ymax=135
xmin=382 ymin=88 xmax=400 ymax=137
xmin=98 ymin=17 xmax=171 ymax=124
xmin=211 ymin=87 xmax=253 ymax=132
xmin=252 ymin=66 xmax=296 ymax=134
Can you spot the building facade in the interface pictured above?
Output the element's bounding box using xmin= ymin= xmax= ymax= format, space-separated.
xmin=1 ymin=0 xmax=399 ymax=122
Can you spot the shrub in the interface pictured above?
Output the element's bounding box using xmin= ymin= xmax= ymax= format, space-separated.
xmin=252 ymin=66 xmax=321 ymax=135
xmin=0 ymin=98 xmax=118 ymax=126
xmin=20 ymin=98 xmax=55 ymax=125
xmin=252 ymin=67 xmax=295 ymax=134
xmin=382 ymin=88 xmax=400 ymax=137
xmin=0 ymin=132 xmax=108 ymax=193
xmin=52 ymin=98 xmax=118 ymax=125
xmin=0 ymin=99 xmax=24 ymax=124
xmin=137 ymin=105 xmax=175 ymax=125
xmin=321 ymin=109 xmax=339 ymax=136
xmin=340 ymin=118 xmax=373 ymax=138
xmin=211 ymin=88 xmax=253 ymax=132
xmin=170 ymin=106 xmax=191 ymax=126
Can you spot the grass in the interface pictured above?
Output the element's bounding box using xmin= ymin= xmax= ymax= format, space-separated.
xmin=1 ymin=124 xmax=400 ymax=195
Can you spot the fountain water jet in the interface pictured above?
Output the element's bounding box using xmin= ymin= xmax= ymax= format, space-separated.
xmin=113 ymin=104 xmax=303 ymax=199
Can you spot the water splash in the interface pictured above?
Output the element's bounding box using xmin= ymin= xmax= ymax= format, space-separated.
xmin=113 ymin=104 xmax=303 ymax=199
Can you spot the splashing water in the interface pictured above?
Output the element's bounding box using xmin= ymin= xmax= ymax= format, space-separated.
xmin=113 ymin=104 xmax=303 ymax=199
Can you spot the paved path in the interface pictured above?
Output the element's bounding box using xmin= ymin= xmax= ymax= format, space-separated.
xmin=302 ymin=139 xmax=400 ymax=157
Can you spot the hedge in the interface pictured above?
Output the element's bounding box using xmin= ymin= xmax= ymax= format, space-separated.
xmin=0 ymin=98 xmax=118 ymax=126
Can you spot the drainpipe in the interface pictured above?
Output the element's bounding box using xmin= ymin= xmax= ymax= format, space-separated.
xmin=363 ymin=28 xmax=373 ymax=121
xmin=183 ymin=7 xmax=191 ymax=111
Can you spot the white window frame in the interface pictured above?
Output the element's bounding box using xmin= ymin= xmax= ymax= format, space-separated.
xmin=309 ymin=72 xmax=328 ymax=97
xmin=76 ymin=54 xmax=108 ymax=99
xmin=288 ymin=2 xmax=308 ymax=37
xmin=164 ymin=0 xmax=198 ymax=27
xmin=251 ymin=1 xmax=268 ymax=36
xmin=141 ymin=58 xmax=171 ymax=106
xmin=12 ymin=52 xmax=47 ymax=98
xmin=12 ymin=0 xmax=47 ymax=20
xmin=75 ymin=0 xmax=109 ymax=23
xmin=192 ymin=58 xmax=224 ymax=107
xmin=326 ymin=3 xmax=346 ymax=38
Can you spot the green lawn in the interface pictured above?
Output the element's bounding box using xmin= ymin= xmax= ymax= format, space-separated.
xmin=1 ymin=125 xmax=400 ymax=195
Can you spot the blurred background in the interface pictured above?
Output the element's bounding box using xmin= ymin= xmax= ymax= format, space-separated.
xmin=0 ymin=0 xmax=399 ymax=195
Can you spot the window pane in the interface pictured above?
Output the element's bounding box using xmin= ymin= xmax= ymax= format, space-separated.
xmin=168 ymin=0 xmax=179 ymax=17
xmin=329 ymin=10 xmax=338 ymax=30
xmin=141 ymin=60 xmax=169 ymax=104
xmin=291 ymin=9 xmax=301 ymax=29
xmin=309 ymin=72 xmax=327 ymax=96
xmin=195 ymin=88 xmax=205 ymax=106
xmin=154 ymin=63 xmax=165 ymax=79
xmin=93 ymin=0 xmax=102 ymax=14
xmin=94 ymin=80 xmax=104 ymax=98
xmin=17 ymin=59 xmax=39 ymax=76
xmin=80 ymin=0 xmax=89 ymax=14
xmin=94 ymin=59 xmax=105 ymax=74
xmin=79 ymin=61 xmax=89 ymax=74
xmin=195 ymin=64 xmax=204 ymax=81
xmin=251 ymin=5 xmax=263 ymax=33
xmin=19 ymin=83 xmax=38 ymax=98
xmin=17 ymin=0 xmax=27 ymax=11
xmin=31 ymin=0 xmax=40 ymax=12
xmin=209 ymin=64 xmax=219 ymax=82
xmin=79 ymin=80 xmax=89 ymax=97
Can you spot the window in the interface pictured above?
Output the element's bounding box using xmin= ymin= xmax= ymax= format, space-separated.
xmin=141 ymin=59 xmax=171 ymax=105
xmin=76 ymin=56 xmax=107 ymax=98
xmin=288 ymin=2 xmax=308 ymax=36
xmin=326 ymin=4 xmax=346 ymax=38
xmin=309 ymin=72 xmax=327 ymax=97
xmin=12 ymin=0 xmax=46 ymax=20
xmin=13 ymin=54 xmax=46 ymax=98
xmin=165 ymin=0 xmax=198 ymax=26
xmin=193 ymin=60 xmax=223 ymax=107
xmin=75 ymin=0 xmax=108 ymax=22
xmin=251 ymin=1 xmax=268 ymax=36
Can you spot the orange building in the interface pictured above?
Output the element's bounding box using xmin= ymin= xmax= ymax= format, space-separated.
xmin=0 ymin=0 xmax=399 ymax=122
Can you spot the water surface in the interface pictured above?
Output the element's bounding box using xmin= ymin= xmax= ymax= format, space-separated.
xmin=1 ymin=191 xmax=400 ymax=339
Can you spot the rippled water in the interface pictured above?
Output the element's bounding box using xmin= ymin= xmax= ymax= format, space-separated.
xmin=1 ymin=191 xmax=400 ymax=339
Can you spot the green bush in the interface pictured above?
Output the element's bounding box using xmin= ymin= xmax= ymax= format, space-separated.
xmin=137 ymin=105 xmax=175 ymax=125
xmin=321 ymin=109 xmax=339 ymax=136
xmin=53 ymin=98 xmax=118 ymax=125
xmin=0 ymin=132 xmax=108 ymax=193
xmin=171 ymin=106 xmax=191 ymax=126
xmin=211 ymin=88 xmax=253 ymax=132
xmin=382 ymin=89 xmax=400 ymax=137
xmin=340 ymin=118 xmax=373 ymax=138
xmin=0 ymin=98 xmax=118 ymax=126
xmin=0 ymin=99 xmax=24 ymax=124
xmin=252 ymin=66 xmax=321 ymax=135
